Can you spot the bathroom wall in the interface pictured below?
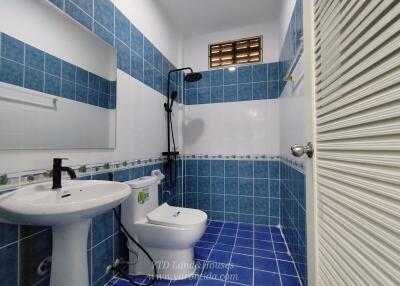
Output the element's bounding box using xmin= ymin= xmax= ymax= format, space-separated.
xmin=278 ymin=0 xmax=307 ymax=285
xmin=180 ymin=17 xmax=284 ymax=225
xmin=184 ymin=157 xmax=280 ymax=225
xmin=0 ymin=0 xmax=183 ymax=285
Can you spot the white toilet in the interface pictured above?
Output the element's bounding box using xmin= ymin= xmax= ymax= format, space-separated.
xmin=121 ymin=171 xmax=208 ymax=280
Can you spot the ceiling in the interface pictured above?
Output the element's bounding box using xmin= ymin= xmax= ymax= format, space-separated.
xmin=155 ymin=0 xmax=283 ymax=37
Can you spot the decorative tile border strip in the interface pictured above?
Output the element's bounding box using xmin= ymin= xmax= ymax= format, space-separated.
xmin=0 ymin=156 xmax=168 ymax=192
xmin=279 ymin=156 xmax=305 ymax=172
xmin=179 ymin=154 xmax=281 ymax=161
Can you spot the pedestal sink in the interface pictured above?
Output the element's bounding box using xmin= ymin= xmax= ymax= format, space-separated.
xmin=0 ymin=180 xmax=131 ymax=286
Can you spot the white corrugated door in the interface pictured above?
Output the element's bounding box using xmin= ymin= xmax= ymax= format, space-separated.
xmin=313 ymin=0 xmax=400 ymax=285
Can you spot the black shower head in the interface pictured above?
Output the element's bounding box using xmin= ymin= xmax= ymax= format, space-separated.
xmin=184 ymin=72 xmax=202 ymax=82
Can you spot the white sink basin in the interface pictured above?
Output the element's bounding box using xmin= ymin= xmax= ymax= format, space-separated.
xmin=0 ymin=180 xmax=131 ymax=225
xmin=0 ymin=179 xmax=131 ymax=286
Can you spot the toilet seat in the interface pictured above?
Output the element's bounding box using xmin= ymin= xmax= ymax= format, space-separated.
xmin=146 ymin=203 xmax=207 ymax=228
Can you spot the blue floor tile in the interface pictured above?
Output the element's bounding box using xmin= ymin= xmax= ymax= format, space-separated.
xmin=254 ymin=239 xmax=273 ymax=250
xmin=254 ymin=231 xmax=272 ymax=241
xmin=254 ymin=270 xmax=280 ymax=286
xmin=111 ymin=220 xmax=301 ymax=286
xmin=230 ymin=253 xmax=253 ymax=268
xmin=205 ymin=227 xmax=221 ymax=235
xmin=208 ymin=221 xmax=224 ymax=228
xmin=275 ymin=251 xmax=292 ymax=261
xmin=254 ymin=249 xmax=275 ymax=259
xmin=237 ymin=230 xmax=253 ymax=239
xmin=227 ymin=266 xmax=253 ymax=285
xmin=233 ymin=246 xmax=253 ymax=256
xmin=196 ymin=241 xmax=214 ymax=249
xmin=281 ymin=274 xmax=302 ymax=286
xmin=217 ymin=235 xmax=236 ymax=245
xmin=197 ymin=278 xmax=225 ymax=286
xmin=235 ymin=238 xmax=253 ymax=248
xmin=221 ymin=228 xmax=237 ymax=236
xmin=223 ymin=222 xmax=238 ymax=229
xmin=213 ymin=243 xmax=234 ymax=252
xmin=194 ymin=247 xmax=211 ymax=261
xmin=200 ymin=233 xmax=219 ymax=243
xmin=254 ymin=257 xmax=278 ymax=272
xmin=208 ymin=250 xmax=231 ymax=264
xmin=274 ymin=242 xmax=288 ymax=252
xmin=278 ymin=260 xmax=298 ymax=276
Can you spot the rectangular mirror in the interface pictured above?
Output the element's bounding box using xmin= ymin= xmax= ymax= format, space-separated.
xmin=0 ymin=0 xmax=117 ymax=149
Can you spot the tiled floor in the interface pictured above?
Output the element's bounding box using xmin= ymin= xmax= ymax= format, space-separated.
xmin=107 ymin=221 xmax=302 ymax=286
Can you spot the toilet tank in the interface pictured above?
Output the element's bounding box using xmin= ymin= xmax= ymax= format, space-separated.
xmin=121 ymin=176 xmax=159 ymax=225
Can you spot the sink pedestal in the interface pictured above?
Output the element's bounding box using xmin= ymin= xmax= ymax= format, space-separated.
xmin=50 ymin=219 xmax=91 ymax=286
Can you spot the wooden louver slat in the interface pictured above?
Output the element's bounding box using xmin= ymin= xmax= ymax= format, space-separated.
xmin=209 ymin=36 xmax=262 ymax=68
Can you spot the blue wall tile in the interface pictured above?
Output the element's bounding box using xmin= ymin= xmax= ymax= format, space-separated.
xmin=143 ymin=60 xmax=154 ymax=88
xmin=253 ymin=63 xmax=268 ymax=82
xmin=238 ymin=66 xmax=252 ymax=83
xmin=24 ymin=67 xmax=44 ymax=92
xmin=130 ymin=51 xmax=143 ymax=82
xmin=223 ymin=85 xmax=237 ymax=102
xmin=211 ymin=69 xmax=223 ymax=86
xmin=211 ymin=160 xmax=224 ymax=177
xmin=0 ymin=243 xmax=18 ymax=286
xmin=239 ymin=178 xmax=253 ymax=196
xmin=198 ymin=87 xmax=211 ymax=104
xmin=211 ymin=86 xmax=223 ymax=103
xmin=184 ymin=159 xmax=280 ymax=225
xmin=45 ymin=73 xmax=61 ymax=96
xmin=66 ymin=0 xmax=93 ymax=31
xmin=225 ymin=160 xmax=238 ymax=177
xmin=198 ymin=71 xmax=210 ymax=88
xmin=115 ymin=39 xmax=130 ymax=74
xmin=45 ymin=54 xmax=61 ymax=77
xmin=185 ymin=88 xmax=197 ymax=105
xmin=238 ymin=83 xmax=252 ymax=101
xmin=225 ymin=178 xmax=238 ymax=195
xmin=25 ymin=45 xmax=44 ymax=71
xmin=253 ymin=82 xmax=268 ymax=100
xmin=223 ymin=68 xmax=237 ymax=85
xmin=143 ymin=37 xmax=154 ymax=65
xmin=239 ymin=161 xmax=253 ymax=178
xmin=76 ymin=67 xmax=89 ymax=86
xmin=1 ymin=58 xmax=23 ymax=86
xmin=154 ymin=48 xmax=163 ymax=72
xmin=62 ymin=61 xmax=76 ymax=82
xmin=94 ymin=22 xmax=114 ymax=46
xmin=76 ymin=85 xmax=88 ymax=103
xmin=268 ymin=81 xmax=279 ymax=99
xmin=61 ymin=79 xmax=75 ymax=100
xmin=1 ymin=34 xmax=24 ymax=63
xmin=115 ymin=8 xmax=130 ymax=46
xmin=130 ymin=24 xmax=143 ymax=57
xmin=94 ymin=0 xmax=114 ymax=33
xmin=71 ymin=0 xmax=93 ymax=16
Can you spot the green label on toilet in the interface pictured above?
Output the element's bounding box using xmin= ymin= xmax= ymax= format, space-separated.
xmin=138 ymin=188 xmax=149 ymax=204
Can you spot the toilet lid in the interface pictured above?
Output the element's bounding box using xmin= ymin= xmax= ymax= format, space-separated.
xmin=147 ymin=203 xmax=207 ymax=228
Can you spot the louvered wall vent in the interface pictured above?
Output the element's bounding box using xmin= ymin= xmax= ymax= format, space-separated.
xmin=209 ymin=36 xmax=262 ymax=68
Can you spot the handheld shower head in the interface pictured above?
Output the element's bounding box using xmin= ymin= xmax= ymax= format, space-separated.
xmin=184 ymin=72 xmax=202 ymax=82
xmin=169 ymin=91 xmax=177 ymax=109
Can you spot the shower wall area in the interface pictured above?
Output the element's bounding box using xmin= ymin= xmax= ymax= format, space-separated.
xmin=178 ymin=0 xmax=307 ymax=285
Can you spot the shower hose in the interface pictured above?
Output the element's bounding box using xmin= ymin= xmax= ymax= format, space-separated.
xmin=112 ymin=209 xmax=157 ymax=286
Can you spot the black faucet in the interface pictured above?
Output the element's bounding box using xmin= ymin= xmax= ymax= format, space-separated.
xmin=52 ymin=158 xmax=77 ymax=189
